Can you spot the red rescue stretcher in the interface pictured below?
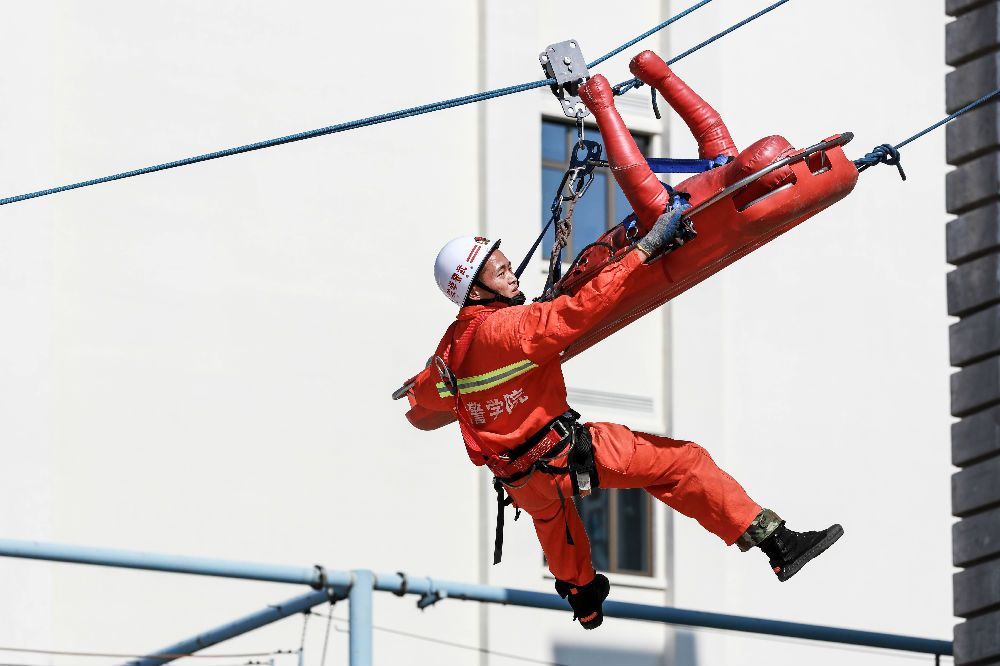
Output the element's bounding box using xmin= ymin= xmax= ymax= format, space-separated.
xmin=396 ymin=58 xmax=859 ymax=431
xmin=558 ymin=131 xmax=858 ymax=363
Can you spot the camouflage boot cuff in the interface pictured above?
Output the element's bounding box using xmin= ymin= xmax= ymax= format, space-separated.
xmin=736 ymin=508 xmax=784 ymax=552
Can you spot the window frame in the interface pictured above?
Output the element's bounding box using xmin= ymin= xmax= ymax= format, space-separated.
xmin=540 ymin=118 xmax=651 ymax=261
xmin=541 ymin=492 xmax=669 ymax=590
xmin=537 ymin=108 xmax=670 ymax=591
xmin=575 ymin=487 xmax=655 ymax=577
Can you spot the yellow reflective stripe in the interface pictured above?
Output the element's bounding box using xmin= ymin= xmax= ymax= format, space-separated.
xmin=436 ymin=360 xmax=538 ymax=397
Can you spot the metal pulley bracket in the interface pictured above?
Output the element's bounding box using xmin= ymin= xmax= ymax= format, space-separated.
xmin=539 ymin=39 xmax=590 ymax=119
xmin=569 ymin=139 xmax=602 ymax=170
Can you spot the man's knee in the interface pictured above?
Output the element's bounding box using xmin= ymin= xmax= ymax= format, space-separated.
xmin=528 ymin=498 xmax=565 ymax=523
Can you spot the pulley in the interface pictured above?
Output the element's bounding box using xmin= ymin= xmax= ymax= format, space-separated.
xmin=539 ymin=39 xmax=591 ymax=119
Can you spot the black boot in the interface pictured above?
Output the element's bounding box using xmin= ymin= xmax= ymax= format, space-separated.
xmin=758 ymin=522 xmax=844 ymax=582
xmin=554 ymin=573 xmax=611 ymax=629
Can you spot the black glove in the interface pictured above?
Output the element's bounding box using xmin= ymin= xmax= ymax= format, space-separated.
xmin=637 ymin=202 xmax=691 ymax=258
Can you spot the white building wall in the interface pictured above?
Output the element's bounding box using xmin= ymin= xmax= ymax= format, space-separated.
xmin=2 ymin=2 xmax=485 ymax=663
xmin=0 ymin=2 xmax=952 ymax=665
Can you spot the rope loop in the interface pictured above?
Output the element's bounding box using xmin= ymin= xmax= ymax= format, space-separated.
xmin=854 ymin=143 xmax=906 ymax=181
xmin=612 ymin=78 xmax=644 ymax=96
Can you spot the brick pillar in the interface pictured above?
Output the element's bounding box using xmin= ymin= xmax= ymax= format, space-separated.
xmin=947 ymin=1 xmax=1000 ymax=664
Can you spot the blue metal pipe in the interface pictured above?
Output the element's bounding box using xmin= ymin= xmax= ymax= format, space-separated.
xmin=0 ymin=539 xmax=951 ymax=657
xmin=604 ymin=600 xmax=952 ymax=655
xmin=125 ymin=588 xmax=335 ymax=666
xmin=0 ymin=538 xmax=332 ymax=587
xmin=349 ymin=571 xmax=374 ymax=666
xmin=363 ymin=573 xmax=953 ymax=656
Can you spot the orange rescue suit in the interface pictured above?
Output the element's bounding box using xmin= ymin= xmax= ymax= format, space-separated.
xmin=411 ymin=250 xmax=762 ymax=585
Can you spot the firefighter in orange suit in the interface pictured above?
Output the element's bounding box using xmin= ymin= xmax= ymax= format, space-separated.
xmin=409 ymin=53 xmax=843 ymax=630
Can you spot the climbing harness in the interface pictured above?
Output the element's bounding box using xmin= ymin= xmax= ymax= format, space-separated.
xmin=490 ymin=409 xmax=599 ymax=565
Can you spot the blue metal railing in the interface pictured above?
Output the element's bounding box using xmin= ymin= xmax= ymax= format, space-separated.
xmin=0 ymin=538 xmax=952 ymax=666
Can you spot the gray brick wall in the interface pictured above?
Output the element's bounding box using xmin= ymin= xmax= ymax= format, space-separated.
xmin=948 ymin=1 xmax=1000 ymax=664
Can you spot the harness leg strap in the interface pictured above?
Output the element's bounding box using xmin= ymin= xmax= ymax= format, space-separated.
xmin=492 ymin=412 xmax=597 ymax=565
xmin=553 ymin=477 xmax=574 ymax=546
xmin=493 ymin=478 xmax=507 ymax=565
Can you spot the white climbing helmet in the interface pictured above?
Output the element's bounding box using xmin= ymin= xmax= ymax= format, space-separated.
xmin=434 ymin=235 xmax=501 ymax=305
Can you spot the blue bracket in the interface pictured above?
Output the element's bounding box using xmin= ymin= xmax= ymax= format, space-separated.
xmin=417 ymin=579 xmax=448 ymax=610
xmin=587 ymin=154 xmax=730 ymax=174
xmin=645 ymin=155 xmax=731 ymax=173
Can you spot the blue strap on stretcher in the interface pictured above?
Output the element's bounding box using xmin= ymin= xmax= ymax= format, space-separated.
xmin=645 ymin=154 xmax=731 ymax=173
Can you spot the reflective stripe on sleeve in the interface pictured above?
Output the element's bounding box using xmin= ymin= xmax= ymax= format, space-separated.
xmin=436 ymin=359 xmax=538 ymax=397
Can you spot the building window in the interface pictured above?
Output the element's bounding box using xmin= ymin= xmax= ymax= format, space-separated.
xmin=541 ymin=119 xmax=651 ymax=260
xmin=575 ymin=488 xmax=653 ymax=576
xmin=540 ymin=118 xmax=656 ymax=577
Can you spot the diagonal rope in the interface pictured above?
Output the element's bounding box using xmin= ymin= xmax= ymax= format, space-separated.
xmin=0 ymin=0 xmax=713 ymax=207
xmin=586 ymin=0 xmax=713 ymax=68
xmin=667 ymin=0 xmax=790 ymax=66
xmin=896 ymin=86 xmax=1000 ymax=151
xmin=612 ymin=0 xmax=792 ymax=95
xmin=854 ymin=85 xmax=1000 ymax=179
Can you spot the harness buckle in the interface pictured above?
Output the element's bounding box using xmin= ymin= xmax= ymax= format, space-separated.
xmin=557 ymin=139 xmax=602 ymax=203
xmin=547 ymin=420 xmax=593 ymax=496
xmin=537 ymin=420 xmax=570 ymax=459
xmin=432 ymin=355 xmax=456 ymax=394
